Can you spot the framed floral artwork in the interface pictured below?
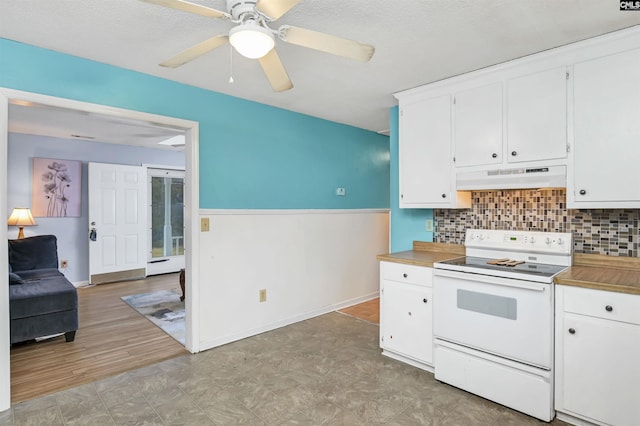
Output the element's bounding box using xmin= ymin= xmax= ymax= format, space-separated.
xmin=32 ymin=158 xmax=82 ymax=217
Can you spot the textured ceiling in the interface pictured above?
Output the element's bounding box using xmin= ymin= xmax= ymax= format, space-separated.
xmin=1 ymin=0 xmax=640 ymax=137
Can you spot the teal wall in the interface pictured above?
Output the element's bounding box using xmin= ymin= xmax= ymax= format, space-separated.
xmin=0 ymin=39 xmax=390 ymax=209
xmin=389 ymin=106 xmax=433 ymax=251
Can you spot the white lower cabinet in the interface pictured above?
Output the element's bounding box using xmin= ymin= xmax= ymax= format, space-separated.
xmin=555 ymin=286 xmax=640 ymax=426
xmin=379 ymin=261 xmax=433 ymax=370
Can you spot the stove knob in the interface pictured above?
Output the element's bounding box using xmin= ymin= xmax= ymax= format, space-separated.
xmin=557 ymin=237 xmax=564 ymax=245
xmin=530 ymin=236 xmax=536 ymax=244
xmin=545 ymin=237 xmax=552 ymax=245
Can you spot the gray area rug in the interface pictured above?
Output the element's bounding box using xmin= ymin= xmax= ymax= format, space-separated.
xmin=121 ymin=289 xmax=185 ymax=345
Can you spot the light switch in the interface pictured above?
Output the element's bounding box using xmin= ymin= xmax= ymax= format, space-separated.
xmin=201 ymin=217 xmax=210 ymax=232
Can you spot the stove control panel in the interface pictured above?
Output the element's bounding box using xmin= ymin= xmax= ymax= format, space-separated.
xmin=466 ymin=229 xmax=572 ymax=256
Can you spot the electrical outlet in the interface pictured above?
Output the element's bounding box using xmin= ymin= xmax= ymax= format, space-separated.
xmin=201 ymin=217 xmax=210 ymax=232
xmin=259 ymin=289 xmax=267 ymax=303
xmin=425 ymin=219 xmax=434 ymax=232
xmin=60 ymin=260 xmax=69 ymax=269
xmin=336 ymin=188 xmax=346 ymax=196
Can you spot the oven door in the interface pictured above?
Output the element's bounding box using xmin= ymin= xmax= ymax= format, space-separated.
xmin=433 ymin=268 xmax=553 ymax=369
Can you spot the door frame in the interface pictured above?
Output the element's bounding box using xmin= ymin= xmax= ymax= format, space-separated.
xmin=0 ymin=88 xmax=201 ymax=411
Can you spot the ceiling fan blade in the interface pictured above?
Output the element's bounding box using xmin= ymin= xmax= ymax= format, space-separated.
xmin=160 ymin=35 xmax=229 ymax=68
xmin=280 ymin=25 xmax=375 ymax=62
xmin=141 ymin=0 xmax=229 ymax=19
xmin=256 ymin=0 xmax=300 ymax=20
xmin=258 ymin=49 xmax=293 ymax=92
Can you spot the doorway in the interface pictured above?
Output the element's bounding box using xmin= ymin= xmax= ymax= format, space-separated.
xmin=147 ymin=168 xmax=186 ymax=276
xmin=0 ymin=88 xmax=201 ymax=411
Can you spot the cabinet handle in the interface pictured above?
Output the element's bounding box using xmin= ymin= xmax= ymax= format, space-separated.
xmin=403 ymin=273 xmax=408 ymax=278
xmin=579 ymin=189 xmax=586 ymax=195
xmin=568 ymin=328 xmax=576 ymax=334
xmin=491 ymin=153 xmax=497 ymax=158
xmin=408 ymin=311 xmax=412 ymax=316
xmin=423 ymin=298 xmax=428 ymax=303
xmin=441 ymin=193 xmax=447 ymax=198
xmin=605 ymin=305 xmax=613 ymax=312
xmin=511 ymin=151 xmax=517 ymax=156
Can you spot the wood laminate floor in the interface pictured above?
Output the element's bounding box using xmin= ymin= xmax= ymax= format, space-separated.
xmin=10 ymin=273 xmax=188 ymax=404
xmin=338 ymin=298 xmax=379 ymax=324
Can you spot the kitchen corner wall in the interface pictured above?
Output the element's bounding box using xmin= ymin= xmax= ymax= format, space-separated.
xmin=435 ymin=189 xmax=639 ymax=257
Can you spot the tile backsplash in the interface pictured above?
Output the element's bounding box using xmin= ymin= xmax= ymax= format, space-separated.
xmin=434 ymin=189 xmax=639 ymax=257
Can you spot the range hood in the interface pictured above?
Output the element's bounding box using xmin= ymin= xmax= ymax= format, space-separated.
xmin=457 ymin=165 xmax=566 ymax=190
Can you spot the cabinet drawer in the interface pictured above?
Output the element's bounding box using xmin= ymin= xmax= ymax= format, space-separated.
xmin=381 ymin=261 xmax=432 ymax=287
xmin=561 ymin=286 xmax=640 ymax=325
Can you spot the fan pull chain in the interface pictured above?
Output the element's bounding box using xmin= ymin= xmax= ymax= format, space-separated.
xmin=228 ymin=45 xmax=234 ymax=84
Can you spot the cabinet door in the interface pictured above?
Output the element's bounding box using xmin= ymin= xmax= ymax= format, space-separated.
xmin=507 ymin=67 xmax=567 ymax=163
xmin=454 ymin=82 xmax=503 ymax=167
xmin=381 ymin=281 xmax=432 ymax=364
xmin=399 ymin=95 xmax=453 ymax=206
xmin=561 ymin=313 xmax=640 ymax=426
xmin=572 ymin=48 xmax=640 ymax=204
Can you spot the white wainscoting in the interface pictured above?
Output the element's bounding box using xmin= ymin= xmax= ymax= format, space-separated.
xmin=197 ymin=209 xmax=389 ymax=350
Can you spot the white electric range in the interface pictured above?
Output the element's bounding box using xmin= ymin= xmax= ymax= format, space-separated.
xmin=433 ymin=229 xmax=573 ymax=422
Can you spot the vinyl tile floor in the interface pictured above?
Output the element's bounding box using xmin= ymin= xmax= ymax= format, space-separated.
xmin=0 ymin=312 xmax=568 ymax=425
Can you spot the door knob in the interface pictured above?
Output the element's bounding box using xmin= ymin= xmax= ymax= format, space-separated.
xmin=89 ymin=227 xmax=97 ymax=242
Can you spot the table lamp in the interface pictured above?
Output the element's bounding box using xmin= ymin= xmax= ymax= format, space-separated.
xmin=7 ymin=207 xmax=38 ymax=239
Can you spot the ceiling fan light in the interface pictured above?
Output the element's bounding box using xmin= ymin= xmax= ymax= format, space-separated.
xmin=229 ymin=22 xmax=275 ymax=59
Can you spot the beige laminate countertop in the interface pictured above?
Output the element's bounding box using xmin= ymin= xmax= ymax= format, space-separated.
xmin=554 ymin=253 xmax=640 ymax=295
xmin=376 ymin=241 xmax=465 ymax=268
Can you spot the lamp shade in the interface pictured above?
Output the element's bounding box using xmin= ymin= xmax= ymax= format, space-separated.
xmin=229 ymin=21 xmax=275 ymax=59
xmin=8 ymin=208 xmax=37 ymax=239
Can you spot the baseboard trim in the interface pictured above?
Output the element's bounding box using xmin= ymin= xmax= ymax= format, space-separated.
xmin=198 ymin=292 xmax=379 ymax=352
xmin=90 ymin=268 xmax=145 ymax=285
xmin=381 ymin=350 xmax=434 ymax=373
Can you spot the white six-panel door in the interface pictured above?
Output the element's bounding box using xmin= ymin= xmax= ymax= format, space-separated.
xmin=89 ymin=162 xmax=147 ymax=284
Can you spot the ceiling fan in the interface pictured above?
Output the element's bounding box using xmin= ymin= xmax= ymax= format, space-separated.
xmin=142 ymin=0 xmax=375 ymax=92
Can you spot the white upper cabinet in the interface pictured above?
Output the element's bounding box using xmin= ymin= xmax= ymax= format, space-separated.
xmin=453 ymin=68 xmax=568 ymax=169
xmin=569 ymin=48 xmax=640 ymax=208
xmin=506 ymin=67 xmax=568 ymax=163
xmin=398 ymin=95 xmax=470 ymax=208
xmin=453 ymin=82 xmax=503 ymax=167
xmin=394 ymin=27 xmax=640 ymax=205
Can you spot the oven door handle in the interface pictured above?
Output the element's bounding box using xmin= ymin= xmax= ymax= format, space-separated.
xmin=433 ymin=269 xmax=547 ymax=292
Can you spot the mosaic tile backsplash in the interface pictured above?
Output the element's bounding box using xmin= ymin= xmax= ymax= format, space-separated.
xmin=434 ymin=189 xmax=639 ymax=257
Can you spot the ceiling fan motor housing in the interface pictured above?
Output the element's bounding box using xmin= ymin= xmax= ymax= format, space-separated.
xmin=227 ymin=0 xmax=260 ymax=21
